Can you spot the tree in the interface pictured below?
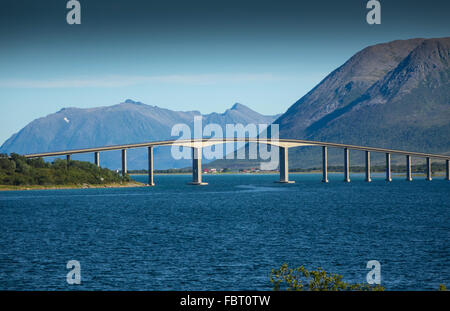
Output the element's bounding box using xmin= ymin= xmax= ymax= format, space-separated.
xmin=0 ymin=153 xmax=131 ymax=186
xmin=270 ymin=263 xmax=385 ymax=291
xmin=0 ymin=158 xmax=16 ymax=173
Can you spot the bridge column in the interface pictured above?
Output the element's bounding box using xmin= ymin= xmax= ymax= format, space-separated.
xmin=94 ymin=152 xmax=100 ymax=167
xmin=344 ymin=148 xmax=350 ymax=182
xmin=188 ymin=147 xmax=207 ymax=185
xmin=122 ymin=149 xmax=127 ymax=176
xmin=385 ymin=153 xmax=392 ymax=182
xmin=446 ymin=160 xmax=450 ymax=181
xmin=365 ymin=151 xmax=371 ymax=182
xmin=322 ymin=146 xmax=328 ymax=183
xmin=148 ymin=147 xmax=155 ymax=186
xmin=66 ymin=154 xmax=71 ymax=162
xmin=426 ymin=157 xmax=432 ymax=181
xmin=277 ymin=147 xmax=294 ymax=183
xmin=406 ymin=155 xmax=412 ymax=181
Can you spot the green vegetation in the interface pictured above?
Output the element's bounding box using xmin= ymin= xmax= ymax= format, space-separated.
xmin=270 ymin=264 xmax=385 ymax=291
xmin=0 ymin=153 xmax=132 ymax=187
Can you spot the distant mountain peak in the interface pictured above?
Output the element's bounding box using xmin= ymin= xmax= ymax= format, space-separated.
xmin=231 ymin=103 xmax=248 ymax=110
xmin=123 ymin=99 xmax=145 ymax=105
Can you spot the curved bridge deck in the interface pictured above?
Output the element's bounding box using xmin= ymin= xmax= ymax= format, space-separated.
xmin=22 ymin=138 xmax=450 ymax=185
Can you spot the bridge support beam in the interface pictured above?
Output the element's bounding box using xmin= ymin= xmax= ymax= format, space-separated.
xmin=344 ymin=148 xmax=350 ymax=182
xmin=148 ymin=147 xmax=155 ymax=186
xmin=365 ymin=151 xmax=371 ymax=182
xmin=322 ymin=146 xmax=328 ymax=183
xmin=277 ymin=147 xmax=294 ymax=183
xmin=426 ymin=157 xmax=432 ymax=181
xmin=446 ymin=160 xmax=450 ymax=181
xmin=385 ymin=153 xmax=392 ymax=182
xmin=122 ymin=149 xmax=127 ymax=176
xmin=66 ymin=154 xmax=71 ymax=162
xmin=189 ymin=147 xmax=207 ymax=185
xmin=406 ymin=155 xmax=412 ymax=181
xmin=95 ymin=152 xmax=100 ymax=167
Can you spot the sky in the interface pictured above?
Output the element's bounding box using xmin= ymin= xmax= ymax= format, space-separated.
xmin=0 ymin=0 xmax=449 ymax=145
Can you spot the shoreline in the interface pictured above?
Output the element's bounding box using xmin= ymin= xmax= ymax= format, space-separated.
xmin=0 ymin=181 xmax=146 ymax=192
xmin=1 ymin=172 xmax=446 ymax=191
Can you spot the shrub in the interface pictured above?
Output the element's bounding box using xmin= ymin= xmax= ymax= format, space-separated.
xmin=0 ymin=153 xmax=131 ymax=186
xmin=270 ymin=263 xmax=385 ymax=291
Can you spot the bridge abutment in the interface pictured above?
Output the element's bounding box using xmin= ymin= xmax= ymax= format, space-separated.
xmin=122 ymin=149 xmax=127 ymax=176
xmin=188 ymin=147 xmax=208 ymax=185
xmin=365 ymin=151 xmax=371 ymax=182
xmin=386 ymin=153 xmax=392 ymax=182
xmin=446 ymin=160 xmax=450 ymax=181
xmin=322 ymin=146 xmax=328 ymax=183
xmin=426 ymin=157 xmax=432 ymax=181
xmin=95 ymin=152 xmax=100 ymax=167
xmin=406 ymin=155 xmax=412 ymax=181
xmin=277 ymin=147 xmax=294 ymax=184
xmin=344 ymin=148 xmax=350 ymax=182
xmin=148 ymin=147 xmax=155 ymax=186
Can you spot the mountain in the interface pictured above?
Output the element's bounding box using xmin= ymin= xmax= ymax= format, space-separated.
xmin=279 ymin=37 xmax=450 ymax=167
xmin=277 ymin=38 xmax=426 ymax=138
xmin=210 ymin=37 xmax=450 ymax=169
xmin=0 ymin=100 xmax=280 ymax=169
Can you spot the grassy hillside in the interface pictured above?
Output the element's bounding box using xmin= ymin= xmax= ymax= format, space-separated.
xmin=0 ymin=153 xmax=133 ymax=187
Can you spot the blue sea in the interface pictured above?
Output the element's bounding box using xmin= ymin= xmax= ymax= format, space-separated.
xmin=0 ymin=173 xmax=448 ymax=290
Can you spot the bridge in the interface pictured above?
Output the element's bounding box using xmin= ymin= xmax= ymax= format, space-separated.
xmin=23 ymin=138 xmax=450 ymax=186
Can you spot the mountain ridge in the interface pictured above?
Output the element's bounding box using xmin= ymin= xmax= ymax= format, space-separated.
xmin=0 ymin=100 xmax=279 ymax=169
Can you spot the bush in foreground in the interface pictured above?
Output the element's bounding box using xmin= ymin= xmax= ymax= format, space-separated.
xmin=270 ymin=263 xmax=385 ymax=291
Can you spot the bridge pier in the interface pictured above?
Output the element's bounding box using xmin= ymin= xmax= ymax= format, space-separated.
xmin=406 ymin=155 xmax=412 ymax=181
xmin=95 ymin=152 xmax=100 ymax=167
xmin=344 ymin=148 xmax=350 ymax=182
xmin=188 ymin=147 xmax=207 ymax=185
xmin=122 ymin=149 xmax=127 ymax=176
xmin=426 ymin=157 xmax=432 ymax=181
xmin=446 ymin=160 xmax=450 ymax=181
xmin=148 ymin=147 xmax=155 ymax=186
xmin=365 ymin=151 xmax=371 ymax=182
xmin=277 ymin=147 xmax=294 ymax=183
xmin=385 ymin=153 xmax=392 ymax=182
xmin=66 ymin=154 xmax=71 ymax=162
xmin=322 ymin=146 xmax=328 ymax=183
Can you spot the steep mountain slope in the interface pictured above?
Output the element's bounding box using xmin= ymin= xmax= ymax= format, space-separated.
xmin=303 ymin=38 xmax=450 ymax=153
xmin=291 ymin=37 xmax=450 ymax=168
xmin=210 ymin=37 xmax=450 ymax=169
xmin=0 ymin=100 xmax=279 ymax=169
xmin=277 ymin=38 xmax=426 ymax=138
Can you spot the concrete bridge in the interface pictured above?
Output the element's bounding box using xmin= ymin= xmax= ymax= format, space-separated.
xmin=23 ymin=138 xmax=450 ymax=185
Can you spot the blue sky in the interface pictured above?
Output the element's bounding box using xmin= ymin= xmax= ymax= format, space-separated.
xmin=0 ymin=0 xmax=449 ymax=145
